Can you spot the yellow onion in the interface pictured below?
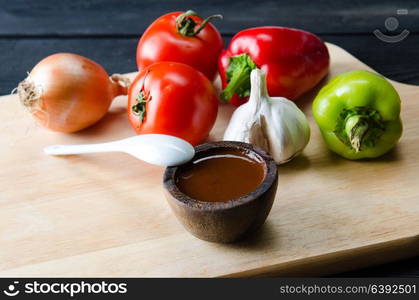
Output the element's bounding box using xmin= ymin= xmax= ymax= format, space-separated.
xmin=17 ymin=53 xmax=129 ymax=133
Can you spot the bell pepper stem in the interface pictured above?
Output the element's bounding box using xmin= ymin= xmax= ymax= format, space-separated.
xmin=335 ymin=106 xmax=386 ymax=153
xmin=345 ymin=115 xmax=369 ymax=152
xmin=221 ymin=53 xmax=257 ymax=101
xmin=221 ymin=63 xmax=251 ymax=101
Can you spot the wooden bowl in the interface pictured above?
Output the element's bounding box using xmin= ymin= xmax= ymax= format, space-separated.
xmin=163 ymin=141 xmax=278 ymax=243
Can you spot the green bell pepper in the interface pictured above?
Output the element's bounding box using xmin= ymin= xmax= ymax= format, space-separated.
xmin=312 ymin=70 xmax=402 ymax=160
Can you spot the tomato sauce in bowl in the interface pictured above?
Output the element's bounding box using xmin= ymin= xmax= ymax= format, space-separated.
xmin=175 ymin=148 xmax=265 ymax=202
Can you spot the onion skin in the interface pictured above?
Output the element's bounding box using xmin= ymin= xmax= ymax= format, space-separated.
xmin=18 ymin=53 xmax=128 ymax=133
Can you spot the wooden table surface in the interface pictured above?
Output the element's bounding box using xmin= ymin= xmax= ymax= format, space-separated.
xmin=0 ymin=0 xmax=418 ymax=277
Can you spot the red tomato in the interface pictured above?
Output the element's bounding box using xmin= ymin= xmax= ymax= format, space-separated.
xmin=127 ymin=62 xmax=219 ymax=146
xmin=136 ymin=10 xmax=223 ymax=81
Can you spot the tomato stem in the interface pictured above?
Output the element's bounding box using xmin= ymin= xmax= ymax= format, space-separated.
xmin=176 ymin=10 xmax=222 ymax=37
xmin=132 ymin=90 xmax=151 ymax=122
xmin=221 ymin=53 xmax=257 ymax=102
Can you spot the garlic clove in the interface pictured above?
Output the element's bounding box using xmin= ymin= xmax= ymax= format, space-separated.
xmin=248 ymin=113 xmax=270 ymax=152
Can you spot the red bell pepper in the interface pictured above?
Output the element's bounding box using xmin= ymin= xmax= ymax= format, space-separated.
xmin=219 ymin=26 xmax=330 ymax=106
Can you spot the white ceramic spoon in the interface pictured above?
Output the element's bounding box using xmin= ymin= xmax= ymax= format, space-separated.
xmin=44 ymin=134 xmax=195 ymax=166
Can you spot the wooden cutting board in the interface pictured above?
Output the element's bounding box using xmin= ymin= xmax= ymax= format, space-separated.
xmin=1 ymin=43 xmax=418 ymax=277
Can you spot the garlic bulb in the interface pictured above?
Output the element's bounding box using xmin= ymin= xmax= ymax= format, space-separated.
xmin=223 ymin=69 xmax=310 ymax=164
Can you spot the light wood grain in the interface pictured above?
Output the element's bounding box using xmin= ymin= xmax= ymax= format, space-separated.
xmin=0 ymin=43 xmax=418 ymax=277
